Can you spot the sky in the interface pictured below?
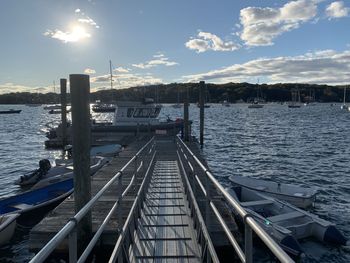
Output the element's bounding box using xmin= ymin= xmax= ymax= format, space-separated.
xmin=0 ymin=0 xmax=349 ymax=94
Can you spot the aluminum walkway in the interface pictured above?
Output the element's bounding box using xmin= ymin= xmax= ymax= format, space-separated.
xmin=130 ymin=160 xmax=201 ymax=262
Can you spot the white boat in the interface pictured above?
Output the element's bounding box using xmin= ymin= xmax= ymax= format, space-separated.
xmin=248 ymin=102 xmax=264 ymax=108
xmin=90 ymin=144 xmax=122 ymax=157
xmin=229 ymin=176 xmax=318 ymax=208
xmin=226 ymin=186 xmax=348 ymax=256
xmin=43 ymin=104 xmax=62 ymax=110
xmin=0 ymin=213 xmax=19 ymax=246
xmin=16 ymin=157 xmax=108 ymax=189
xmin=341 ymin=86 xmax=349 ymax=110
xmin=288 ymin=88 xmax=302 ymax=108
xmin=222 ymin=100 xmax=230 ymax=107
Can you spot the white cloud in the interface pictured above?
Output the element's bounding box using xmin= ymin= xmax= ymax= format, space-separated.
xmin=185 ymin=31 xmax=240 ymax=53
xmin=326 ymin=1 xmax=349 ymax=18
xmin=240 ymin=0 xmax=318 ymax=46
xmin=91 ymin=72 xmax=163 ymax=90
xmin=44 ymin=26 xmax=91 ymax=43
xmin=0 ymin=82 xmax=54 ymax=94
xmin=182 ymin=49 xmax=350 ymax=85
xmin=114 ymin=67 xmax=130 ymax=73
xmin=132 ymin=54 xmax=178 ymax=69
xmin=44 ymin=9 xmax=99 ymax=43
xmin=84 ymin=68 xmax=96 ymax=74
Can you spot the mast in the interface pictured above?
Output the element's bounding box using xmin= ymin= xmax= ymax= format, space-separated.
xmin=109 ymin=60 xmax=113 ymax=90
xmin=343 ymin=86 xmax=346 ymax=104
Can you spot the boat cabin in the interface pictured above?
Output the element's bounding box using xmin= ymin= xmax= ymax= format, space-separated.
xmin=113 ymin=100 xmax=162 ymax=126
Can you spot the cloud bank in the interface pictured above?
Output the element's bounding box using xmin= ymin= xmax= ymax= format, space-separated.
xmin=182 ymin=49 xmax=350 ymax=85
xmin=326 ymin=1 xmax=349 ymax=18
xmin=132 ymin=53 xmax=178 ymax=69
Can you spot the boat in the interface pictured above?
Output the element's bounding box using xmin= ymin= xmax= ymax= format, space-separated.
xmin=341 ymin=86 xmax=349 ymax=110
xmin=0 ymin=109 xmax=21 ymax=114
xmin=0 ymin=180 xmax=73 ymax=227
xmin=229 ymin=176 xmax=318 ymax=208
xmin=43 ymin=104 xmax=61 ymax=110
xmin=90 ymin=144 xmax=122 ymax=157
xmin=16 ymin=156 xmax=108 ymax=188
xmin=172 ymin=87 xmax=183 ymax=108
xmin=222 ymin=100 xmax=230 ymax=107
xmin=0 ymin=213 xmax=19 ymax=246
xmin=92 ymin=103 xmax=116 ymax=113
xmin=225 ymin=186 xmax=348 ymax=256
xmin=48 ymin=109 xmax=71 ymax=114
xmin=288 ymin=89 xmax=302 ymax=108
xmin=248 ymin=102 xmax=264 ymax=109
xmin=45 ymin=98 xmax=185 ymax=148
xmin=248 ymin=83 xmax=264 ymax=108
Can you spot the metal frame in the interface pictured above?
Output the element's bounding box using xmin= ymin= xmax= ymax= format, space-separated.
xmin=30 ymin=137 xmax=155 ymax=263
xmin=176 ymin=136 xmax=294 ymax=263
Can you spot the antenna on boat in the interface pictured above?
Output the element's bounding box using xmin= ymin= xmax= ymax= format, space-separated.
xmin=109 ymin=60 xmax=113 ymax=90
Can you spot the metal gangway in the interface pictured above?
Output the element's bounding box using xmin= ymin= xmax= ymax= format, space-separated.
xmin=30 ymin=136 xmax=294 ymax=263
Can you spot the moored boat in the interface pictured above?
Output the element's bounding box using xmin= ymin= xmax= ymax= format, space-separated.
xmin=0 ymin=213 xmax=19 ymax=246
xmin=226 ymin=186 xmax=348 ymax=256
xmin=0 ymin=180 xmax=73 ymax=227
xmin=0 ymin=109 xmax=21 ymax=114
xmin=229 ymin=175 xmax=318 ymax=208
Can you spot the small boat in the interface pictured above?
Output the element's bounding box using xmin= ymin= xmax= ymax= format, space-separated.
xmin=341 ymin=86 xmax=349 ymax=110
xmin=229 ymin=176 xmax=318 ymax=208
xmin=248 ymin=102 xmax=264 ymax=109
xmin=0 ymin=109 xmax=21 ymax=114
xmin=0 ymin=213 xmax=19 ymax=246
xmin=222 ymin=100 xmax=230 ymax=107
xmin=16 ymin=156 xmax=107 ymax=188
xmin=48 ymin=109 xmax=71 ymax=114
xmin=90 ymin=144 xmax=122 ymax=157
xmin=43 ymin=104 xmax=61 ymax=110
xmin=288 ymin=89 xmax=302 ymax=108
xmin=0 ymin=180 xmax=73 ymax=227
xmin=226 ymin=186 xmax=348 ymax=256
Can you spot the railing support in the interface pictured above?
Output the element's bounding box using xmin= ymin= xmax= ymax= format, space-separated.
xmin=68 ymin=227 xmax=77 ymax=263
xmin=245 ymin=224 xmax=253 ymax=263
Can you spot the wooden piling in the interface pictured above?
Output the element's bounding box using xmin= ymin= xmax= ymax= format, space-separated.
xmin=60 ymin=79 xmax=67 ymax=148
xmin=69 ymin=74 xmax=92 ymax=252
xmin=184 ymin=87 xmax=189 ymax=141
xmin=199 ymin=81 xmax=205 ymax=147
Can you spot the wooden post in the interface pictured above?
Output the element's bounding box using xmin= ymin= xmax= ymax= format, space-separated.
xmin=69 ymin=74 xmax=92 ymax=252
xmin=199 ymin=81 xmax=205 ymax=147
xmin=60 ymin=79 xmax=67 ymax=148
xmin=184 ymin=87 xmax=189 ymax=141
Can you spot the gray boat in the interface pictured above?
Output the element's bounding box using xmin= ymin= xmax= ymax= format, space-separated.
xmin=226 ymin=186 xmax=348 ymax=256
xmin=229 ymin=175 xmax=318 ymax=208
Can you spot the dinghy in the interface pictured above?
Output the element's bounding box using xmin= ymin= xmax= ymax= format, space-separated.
xmin=229 ymin=175 xmax=318 ymax=208
xmin=225 ymin=186 xmax=348 ymax=256
xmin=0 ymin=213 xmax=19 ymax=246
xmin=31 ymin=156 xmax=108 ymax=190
xmin=0 ymin=180 xmax=73 ymax=227
xmin=16 ymin=156 xmax=107 ymax=188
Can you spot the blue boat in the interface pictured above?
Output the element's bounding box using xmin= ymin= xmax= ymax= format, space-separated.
xmin=0 ymin=180 xmax=73 ymax=227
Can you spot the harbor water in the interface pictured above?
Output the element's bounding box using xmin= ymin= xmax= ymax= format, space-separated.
xmin=0 ymin=103 xmax=350 ymax=262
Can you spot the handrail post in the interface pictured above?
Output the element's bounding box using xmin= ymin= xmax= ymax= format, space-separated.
xmin=205 ymin=171 xmax=210 ymax=227
xmin=117 ymin=172 xmax=123 ymax=232
xmin=68 ymin=227 xmax=77 ymax=263
xmin=245 ymin=224 xmax=253 ymax=263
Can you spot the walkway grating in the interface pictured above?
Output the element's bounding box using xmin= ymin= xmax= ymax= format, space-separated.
xmin=129 ymin=160 xmax=201 ymax=263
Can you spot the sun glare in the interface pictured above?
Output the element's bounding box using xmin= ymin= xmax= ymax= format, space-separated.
xmin=70 ymin=25 xmax=91 ymax=42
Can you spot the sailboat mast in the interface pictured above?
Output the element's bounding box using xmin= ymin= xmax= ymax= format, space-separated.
xmin=109 ymin=60 xmax=113 ymax=90
xmin=344 ymin=86 xmax=346 ymax=104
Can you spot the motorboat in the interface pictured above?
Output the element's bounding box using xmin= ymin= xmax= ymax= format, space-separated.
xmin=45 ymin=99 xmax=185 ymax=148
xmin=225 ymin=186 xmax=348 ymax=256
xmin=0 ymin=180 xmax=73 ymax=227
xmin=229 ymin=176 xmax=318 ymax=208
xmin=0 ymin=213 xmax=19 ymax=246
xmin=0 ymin=109 xmax=21 ymax=114
xmin=16 ymin=156 xmax=108 ymax=188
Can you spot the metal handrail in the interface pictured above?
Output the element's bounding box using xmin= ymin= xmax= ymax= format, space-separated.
xmin=177 ymin=151 xmax=220 ymax=263
xmin=30 ymin=136 xmax=155 ymax=263
xmin=176 ymin=136 xmax=294 ymax=263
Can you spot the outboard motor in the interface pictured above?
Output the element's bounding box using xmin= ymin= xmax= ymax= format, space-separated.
xmin=39 ymin=159 xmax=51 ymax=174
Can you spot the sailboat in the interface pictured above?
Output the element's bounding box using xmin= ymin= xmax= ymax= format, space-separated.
xmin=340 ymin=86 xmax=349 ymax=110
xmin=288 ymin=88 xmax=302 ymax=108
xmin=248 ymin=84 xmax=264 ymax=108
xmin=92 ymin=61 xmax=116 ymax=113
xmin=172 ymin=87 xmax=182 ymax=108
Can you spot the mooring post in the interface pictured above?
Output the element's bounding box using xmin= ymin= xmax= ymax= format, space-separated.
xmin=70 ymin=74 xmax=92 ymax=253
xmin=199 ymin=81 xmax=205 ymax=147
xmin=184 ymin=87 xmax=189 ymax=141
xmin=60 ymin=79 xmax=67 ymax=148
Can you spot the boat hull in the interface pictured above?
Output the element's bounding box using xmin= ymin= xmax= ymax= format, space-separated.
xmin=0 ymin=110 xmax=21 ymax=114
xmin=229 ymin=175 xmax=317 ymax=209
xmin=0 ymin=213 xmax=19 ymax=245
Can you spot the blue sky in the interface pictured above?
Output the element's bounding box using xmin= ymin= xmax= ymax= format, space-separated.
xmin=0 ymin=0 xmax=349 ymax=94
